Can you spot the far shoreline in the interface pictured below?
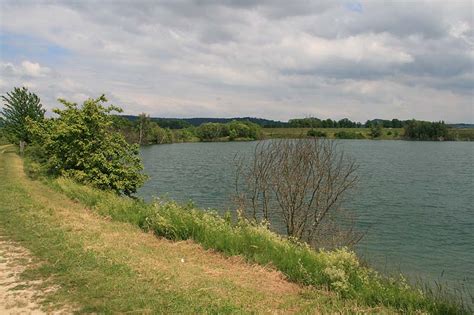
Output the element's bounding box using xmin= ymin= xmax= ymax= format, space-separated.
xmin=135 ymin=127 xmax=474 ymax=146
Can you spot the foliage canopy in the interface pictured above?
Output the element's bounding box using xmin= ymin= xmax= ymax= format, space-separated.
xmin=196 ymin=120 xmax=261 ymax=141
xmin=0 ymin=87 xmax=45 ymax=143
xmin=369 ymin=123 xmax=383 ymax=138
xmin=404 ymin=120 xmax=449 ymax=140
xmin=30 ymin=95 xmax=146 ymax=195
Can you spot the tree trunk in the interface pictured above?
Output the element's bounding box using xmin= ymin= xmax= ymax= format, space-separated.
xmin=139 ymin=122 xmax=143 ymax=145
xmin=19 ymin=140 xmax=25 ymax=155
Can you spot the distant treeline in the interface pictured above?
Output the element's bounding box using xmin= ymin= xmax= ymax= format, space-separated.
xmin=288 ymin=118 xmax=407 ymax=128
xmin=119 ymin=115 xmax=419 ymax=129
xmin=113 ymin=114 xmax=262 ymax=145
xmin=113 ymin=114 xmax=460 ymax=143
xmin=120 ymin=115 xmax=286 ymax=129
xmin=1 ymin=98 xmax=466 ymax=146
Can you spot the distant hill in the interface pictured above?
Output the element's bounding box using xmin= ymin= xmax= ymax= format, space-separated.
xmin=120 ymin=115 xmax=288 ymax=129
xmin=448 ymin=123 xmax=474 ymax=128
xmin=120 ymin=115 xmax=473 ymax=130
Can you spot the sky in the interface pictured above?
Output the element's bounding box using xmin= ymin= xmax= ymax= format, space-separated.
xmin=0 ymin=0 xmax=473 ymax=123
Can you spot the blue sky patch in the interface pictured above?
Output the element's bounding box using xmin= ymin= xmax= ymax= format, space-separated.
xmin=345 ymin=2 xmax=363 ymax=13
xmin=0 ymin=31 xmax=71 ymax=64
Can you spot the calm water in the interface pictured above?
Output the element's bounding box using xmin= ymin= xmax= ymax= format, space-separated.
xmin=138 ymin=140 xmax=474 ymax=291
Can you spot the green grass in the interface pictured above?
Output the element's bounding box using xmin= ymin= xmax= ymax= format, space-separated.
xmin=1 ymin=145 xmax=470 ymax=313
xmin=448 ymin=128 xmax=474 ymax=141
xmin=0 ymin=132 xmax=9 ymax=145
xmin=262 ymin=128 xmax=405 ymax=140
xmin=0 ymin=146 xmax=235 ymax=313
xmin=1 ymin=145 xmax=393 ymax=314
xmin=49 ymin=174 xmax=470 ymax=314
xmin=262 ymin=127 xmax=474 ymax=141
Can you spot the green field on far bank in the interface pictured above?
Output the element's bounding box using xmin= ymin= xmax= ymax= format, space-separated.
xmin=167 ymin=127 xmax=474 ymax=142
xmin=261 ymin=127 xmax=402 ymax=140
xmin=261 ymin=127 xmax=474 ymax=141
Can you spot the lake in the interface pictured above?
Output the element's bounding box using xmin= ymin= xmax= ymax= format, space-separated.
xmin=138 ymin=140 xmax=474 ymax=292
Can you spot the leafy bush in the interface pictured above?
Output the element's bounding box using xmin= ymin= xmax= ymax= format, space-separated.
xmin=404 ymin=120 xmax=449 ymax=141
xmin=29 ymin=95 xmax=147 ymax=196
xmin=369 ymin=124 xmax=383 ymax=138
xmin=307 ymin=129 xmax=327 ymax=137
xmin=196 ymin=123 xmax=226 ymax=141
xmin=148 ymin=124 xmax=173 ymax=144
xmin=173 ymin=128 xmax=196 ymax=142
xmin=228 ymin=120 xmax=260 ymax=140
xmin=0 ymin=128 xmax=9 ymax=145
xmin=334 ymin=131 xmax=365 ymax=139
xmin=196 ymin=121 xmax=261 ymax=141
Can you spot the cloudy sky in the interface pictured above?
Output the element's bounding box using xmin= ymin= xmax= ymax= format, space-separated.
xmin=0 ymin=0 xmax=473 ymax=122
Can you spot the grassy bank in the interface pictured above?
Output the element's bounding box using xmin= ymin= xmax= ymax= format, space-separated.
xmin=1 ymin=146 xmax=470 ymax=313
xmin=0 ymin=145 xmax=390 ymax=313
xmin=49 ymin=178 xmax=469 ymax=314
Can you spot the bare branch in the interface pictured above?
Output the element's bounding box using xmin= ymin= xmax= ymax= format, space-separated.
xmin=234 ymin=138 xmax=361 ymax=249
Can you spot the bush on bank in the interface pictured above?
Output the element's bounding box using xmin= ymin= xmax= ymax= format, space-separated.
xmin=26 ymin=95 xmax=147 ymax=196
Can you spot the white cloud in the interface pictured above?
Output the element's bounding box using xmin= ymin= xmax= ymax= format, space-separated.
xmin=0 ymin=1 xmax=472 ymax=122
xmin=0 ymin=61 xmax=51 ymax=78
xmin=21 ymin=60 xmax=50 ymax=77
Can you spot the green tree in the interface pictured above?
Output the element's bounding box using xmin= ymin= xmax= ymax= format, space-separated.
xmin=1 ymin=87 xmax=45 ymax=153
xmin=137 ymin=112 xmax=151 ymax=145
xmin=196 ymin=123 xmax=225 ymax=141
xmin=403 ymin=120 xmax=449 ymax=140
xmin=174 ymin=128 xmax=195 ymax=142
xmin=228 ymin=120 xmax=261 ymax=140
xmin=148 ymin=122 xmax=173 ymax=144
xmin=369 ymin=123 xmax=383 ymax=138
xmin=31 ymin=95 xmax=146 ymax=196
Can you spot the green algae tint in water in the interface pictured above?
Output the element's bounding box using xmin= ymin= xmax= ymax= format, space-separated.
xmin=138 ymin=140 xmax=474 ymax=292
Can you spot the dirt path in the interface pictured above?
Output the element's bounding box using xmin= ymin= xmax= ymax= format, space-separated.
xmin=0 ymin=235 xmax=46 ymax=314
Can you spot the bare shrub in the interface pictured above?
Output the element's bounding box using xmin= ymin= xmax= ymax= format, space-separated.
xmin=235 ymin=138 xmax=362 ymax=249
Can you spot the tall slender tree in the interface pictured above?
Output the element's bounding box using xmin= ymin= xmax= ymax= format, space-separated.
xmin=137 ymin=112 xmax=150 ymax=145
xmin=1 ymin=87 xmax=45 ymax=153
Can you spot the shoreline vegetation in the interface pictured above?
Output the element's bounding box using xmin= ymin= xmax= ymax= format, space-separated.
xmin=0 ymin=89 xmax=472 ymax=313
xmin=110 ymin=115 xmax=474 ymax=146
xmin=0 ymin=145 xmax=467 ymax=313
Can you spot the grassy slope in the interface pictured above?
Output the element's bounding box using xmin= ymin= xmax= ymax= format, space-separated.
xmin=0 ymin=145 xmax=387 ymax=314
xmin=49 ymin=178 xmax=469 ymax=314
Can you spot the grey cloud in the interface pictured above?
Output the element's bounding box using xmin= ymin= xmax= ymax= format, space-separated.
xmin=402 ymin=52 xmax=473 ymax=77
xmin=0 ymin=0 xmax=473 ymax=122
